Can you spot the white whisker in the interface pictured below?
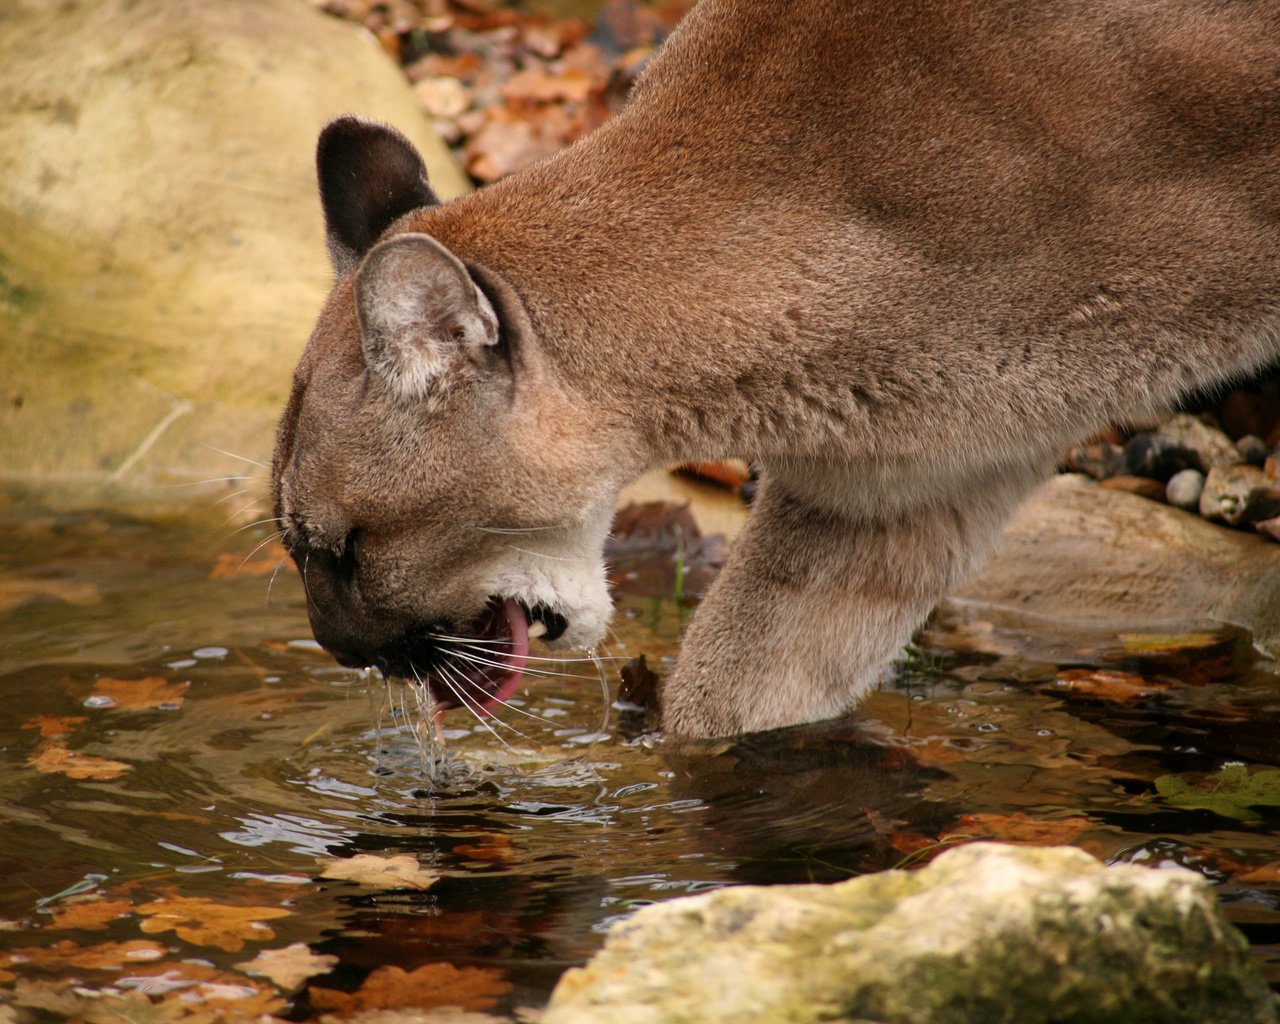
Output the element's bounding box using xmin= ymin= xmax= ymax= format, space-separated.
xmin=505 ymin=545 xmax=591 ymax=563
xmin=207 ymin=445 xmax=270 ymax=469
xmin=444 ymin=647 xmax=602 ymax=682
xmin=476 ymin=524 xmax=566 ymax=535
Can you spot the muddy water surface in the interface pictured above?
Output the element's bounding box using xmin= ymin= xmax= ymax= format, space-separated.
xmin=3 ymin=496 xmax=1280 ymax=1018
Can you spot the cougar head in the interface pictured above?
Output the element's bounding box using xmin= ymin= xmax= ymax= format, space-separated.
xmin=271 ymin=117 xmax=620 ymax=715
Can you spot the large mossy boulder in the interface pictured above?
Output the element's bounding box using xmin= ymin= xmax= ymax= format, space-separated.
xmin=0 ymin=0 xmax=469 ymax=502
xmin=544 ymin=842 xmax=1277 ymax=1024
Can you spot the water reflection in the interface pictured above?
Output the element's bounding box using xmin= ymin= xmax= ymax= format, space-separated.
xmin=2 ymin=502 xmax=1280 ymax=1017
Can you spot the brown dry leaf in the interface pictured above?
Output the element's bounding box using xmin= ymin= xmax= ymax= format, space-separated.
xmin=310 ymin=962 xmax=513 ymax=1014
xmin=0 ymin=575 xmax=101 ymax=615
xmin=2 ymin=938 xmax=168 ymax=973
xmin=940 ymin=812 xmax=1093 ymax=846
xmin=137 ymin=896 xmax=290 ymax=953
xmin=1055 ymin=668 xmax=1169 ymax=704
xmin=501 ymin=65 xmax=596 ymax=104
xmin=92 ymin=676 xmax=190 ymax=711
xmin=454 ymin=836 xmax=514 ymax=864
xmin=1118 ymin=632 xmax=1222 ymax=654
xmin=320 ymin=1010 xmax=517 ymax=1024
xmin=28 ymin=740 xmax=132 ymax=780
xmin=464 ymin=107 xmax=566 ymax=182
xmin=888 ymin=831 xmax=939 ymax=855
xmin=1232 ymin=862 xmax=1280 ymax=884
xmin=317 ymin=853 xmax=441 ymax=890
xmin=10 ymin=978 xmax=172 ymax=1024
xmin=45 ymin=897 xmax=133 ymax=931
xmin=208 ymin=541 xmax=288 ymax=580
xmin=235 ymin=942 xmax=339 ymax=990
xmin=22 ymin=714 xmax=86 ymax=739
xmin=669 ymin=459 xmax=751 ymax=490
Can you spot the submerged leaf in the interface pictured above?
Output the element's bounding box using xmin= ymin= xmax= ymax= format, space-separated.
xmin=28 ymin=741 xmax=131 ymax=780
xmin=310 ymin=962 xmax=512 ymax=1014
xmin=137 ymin=896 xmax=290 ymax=953
xmin=235 ymin=942 xmax=339 ymax=990
xmin=91 ymin=676 xmax=189 ymax=711
xmin=317 ymin=854 xmax=441 ymax=890
xmin=1154 ymin=764 xmax=1280 ymax=821
xmin=940 ymin=812 xmax=1093 ymax=846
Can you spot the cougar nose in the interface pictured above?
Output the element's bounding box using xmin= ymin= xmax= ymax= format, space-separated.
xmin=293 ymin=546 xmax=378 ymax=668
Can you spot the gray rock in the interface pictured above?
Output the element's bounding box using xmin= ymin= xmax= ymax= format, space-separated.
xmin=1200 ymin=465 xmax=1280 ymax=527
xmin=1155 ymin=413 xmax=1242 ymax=471
xmin=1237 ymin=434 xmax=1270 ymax=467
xmin=543 ymin=843 xmax=1276 ymax=1024
xmin=952 ymin=474 xmax=1280 ymax=656
xmin=1165 ymin=467 xmax=1206 ymax=511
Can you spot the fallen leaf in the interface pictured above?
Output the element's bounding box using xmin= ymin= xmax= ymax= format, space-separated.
xmin=0 ymin=575 xmax=101 ymax=614
xmin=310 ymin=962 xmax=512 ymax=1014
xmin=28 ymin=741 xmax=132 ymax=780
xmin=2 ymin=938 xmax=168 ymax=973
xmin=1055 ymin=668 xmax=1169 ymax=704
xmin=1118 ymin=632 xmax=1222 ymax=654
xmin=91 ymin=676 xmax=189 ymax=711
xmin=1154 ymin=764 xmax=1280 ymax=821
xmin=1233 ymin=862 xmax=1280 ymax=884
xmin=44 ymin=898 xmax=133 ymax=931
xmin=940 ymin=812 xmax=1093 ymax=846
xmin=317 ymin=854 xmax=441 ymax=890
xmin=454 ymin=836 xmax=514 ymax=864
xmin=208 ymin=541 xmax=288 ymax=580
xmin=501 ymin=65 xmax=597 ymax=104
xmin=235 ymin=942 xmax=339 ymax=990
xmin=22 ymin=714 xmax=86 ymax=740
xmin=318 ymin=1009 xmax=515 ymax=1024
xmin=137 ymin=896 xmax=290 ymax=953
xmin=10 ymin=979 xmax=166 ymax=1024
xmin=669 ymin=459 xmax=751 ymax=490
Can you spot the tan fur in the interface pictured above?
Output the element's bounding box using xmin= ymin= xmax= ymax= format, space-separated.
xmin=273 ymin=0 xmax=1280 ymax=737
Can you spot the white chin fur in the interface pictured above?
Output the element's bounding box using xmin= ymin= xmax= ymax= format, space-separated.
xmin=487 ymin=507 xmax=615 ymax=651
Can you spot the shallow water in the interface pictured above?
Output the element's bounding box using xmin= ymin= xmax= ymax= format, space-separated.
xmin=3 ymin=496 xmax=1280 ymax=1017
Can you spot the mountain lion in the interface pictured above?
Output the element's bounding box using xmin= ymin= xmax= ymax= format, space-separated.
xmin=272 ymin=0 xmax=1280 ymax=737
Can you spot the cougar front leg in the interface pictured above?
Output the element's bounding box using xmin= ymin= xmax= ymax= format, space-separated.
xmin=661 ymin=465 xmax=1034 ymax=737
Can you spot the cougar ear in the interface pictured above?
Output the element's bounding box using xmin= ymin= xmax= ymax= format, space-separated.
xmin=355 ymin=233 xmax=500 ymax=399
xmin=316 ymin=116 xmax=440 ymax=277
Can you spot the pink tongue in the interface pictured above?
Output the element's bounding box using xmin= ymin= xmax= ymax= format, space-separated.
xmin=478 ymin=599 xmax=528 ymax=715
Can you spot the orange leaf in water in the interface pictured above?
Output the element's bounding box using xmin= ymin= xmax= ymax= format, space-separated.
xmin=28 ymin=741 xmax=131 ymax=780
xmin=454 ymin=836 xmax=515 ymax=864
xmin=91 ymin=676 xmax=189 ymax=711
xmin=22 ymin=714 xmax=86 ymax=740
xmin=1055 ymin=668 xmax=1169 ymax=704
xmin=2 ymin=938 xmax=168 ymax=973
xmin=310 ymin=962 xmax=513 ymax=1014
xmin=208 ymin=541 xmax=288 ymax=580
xmin=941 ymin=812 xmax=1093 ymax=846
xmin=137 ymin=896 xmax=290 ymax=953
xmin=1233 ymin=862 xmax=1280 ymax=884
xmin=317 ymin=854 xmax=441 ymax=890
xmin=45 ymin=898 xmax=133 ymax=931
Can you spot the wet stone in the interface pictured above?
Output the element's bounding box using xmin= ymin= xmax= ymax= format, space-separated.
xmin=1123 ymin=432 xmax=1200 ymax=481
xmin=1065 ymin=442 xmax=1126 ymax=480
xmin=1165 ymin=468 xmax=1206 ymax=512
xmin=1199 ymin=465 xmax=1280 ymax=527
xmin=1237 ymin=434 xmax=1270 ymax=467
xmin=1155 ymin=414 xmax=1241 ymax=471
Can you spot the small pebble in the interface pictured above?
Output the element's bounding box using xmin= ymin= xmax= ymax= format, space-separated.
xmin=1123 ymin=433 xmax=1199 ymax=480
xmin=1236 ymin=434 xmax=1268 ymax=467
xmin=1165 ymin=468 xmax=1205 ymax=512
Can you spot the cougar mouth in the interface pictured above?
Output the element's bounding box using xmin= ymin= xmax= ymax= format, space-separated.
xmin=382 ymin=598 xmax=570 ymax=716
xmin=384 ymin=598 xmax=528 ymax=716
